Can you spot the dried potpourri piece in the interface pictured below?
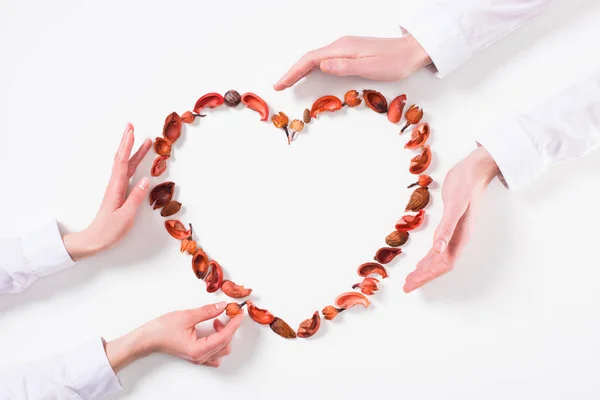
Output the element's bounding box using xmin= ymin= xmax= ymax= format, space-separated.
xmin=343 ymin=90 xmax=362 ymax=107
xmin=192 ymin=248 xmax=210 ymax=279
xmin=225 ymin=301 xmax=247 ymax=318
xmin=151 ymin=155 xmax=169 ymax=177
xmin=154 ymin=137 xmax=172 ymax=156
xmin=165 ymin=220 xmax=192 ymax=240
xmin=224 ymin=90 xmax=241 ymax=107
xmin=335 ymin=292 xmax=371 ymax=309
xmin=272 ymin=111 xmax=290 ymax=144
xmin=149 ymin=182 xmax=175 ymax=209
xmin=387 ymin=94 xmax=407 ymax=124
xmin=303 ymin=108 xmax=311 ymax=123
xmin=357 ymin=262 xmax=388 ymax=279
xmin=409 ymin=145 xmax=432 ymax=174
xmin=405 ymin=123 xmax=430 ymax=149
xmin=408 ymin=175 xmax=433 ymax=188
xmin=241 ymin=92 xmax=269 ymax=121
xmin=270 ymin=317 xmax=297 ymax=339
xmin=401 ymin=105 xmax=424 ymax=133
xmin=160 ymin=201 xmax=181 ymax=217
xmin=289 ymin=119 xmax=304 ymax=141
xmin=181 ymin=111 xmax=206 ymax=124
xmin=322 ymin=305 xmax=344 ymax=320
xmin=247 ymin=301 xmax=275 ymax=325
xmin=405 ymin=187 xmax=430 ymax=212
xmin=362 ymin=90 xmax=388 ymax=113
xmin=297 ymin=311 xmax=321 ymax=338
xmin=163 ymin=112 xmax=182 ymax=143
xmin=310 ymin=95 xmax=343 ymax=118
xmin=385 ymin=230 xmax=409 ymax=247
xmin=374 ymin=247 xmax=402 ymax=264
xmin=194 ymin=93 xmax=225 ymax=113
xmin=180 ymin=238 xmax=197 ymax=255
xmin=205 ymin=260 xmax=223 ymax=293
xmin=221 ymin=280 xmax=253 ymax=298
xmin=352 ymin=277 xmax=380 ymax=295
xmin=395 ymin=210 xmax=426 ymax=232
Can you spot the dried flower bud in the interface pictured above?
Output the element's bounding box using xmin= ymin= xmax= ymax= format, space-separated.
xmin=405 ymin=187 xmax=430 ymax=212
xmin=322 ymin=305 xmax=344 ymax=320
xmin=344 ymin=90 xmax=362 ymax=107
xmin=225 ymin=301 xmax=246 ymax=318
xmin=180 ymin=238 xmax=197 ymax=255
xmin=290 ymin=119 xmax=304 ymax=133
xmin=160 ymin=201 xmax=182 ymax=217
xmin=224 ymin=90 xmax=241 ymax=107
xmin=408 ymin=175 xmax=433 ymax=188
xmin=271 ymin=111 xmax=289 ymax=128
xmin=401 ymin=105 xmax=424 ymax=133
xmin=154 ymin=137 xmax=172 ymax=156
xmin=385 ymin=230 xmax=409 ymax=247
xmin=352 ymin=277 xmax=380 ymax=295
xmin=303 ymin=108 xmax=311 ymax=123
xmin=181 ymin=111 xmax=196 ymax=124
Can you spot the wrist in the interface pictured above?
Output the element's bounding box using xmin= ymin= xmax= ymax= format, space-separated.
xmin=62 ymin=227 xmax=103 ymax=262
xmin=105 ymin=325 xmax=154 ymax=374
xmin=404 ymin=35 xmax=433 ymax=70
xmin=471 ymin=146 xmax=500 ymax=184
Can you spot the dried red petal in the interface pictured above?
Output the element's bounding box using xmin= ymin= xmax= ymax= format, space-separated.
xmin=343 ymin=90 xmax=362 ymax=107
xmin=270 ymin=317 xmax=297 ymax=339
xmin=357 ymin=262 xmax=388 ymax=279
xmin=395 ymin=210 xmax=426 ymax=232
xmin=241 ymin=92 xmax=269 ymax=121
xmin=163 ymin=112 xmax=182 ymax=143
xmin=225 ymin=301 xmax=246 ymax=318
xmin=192 ymin=248 xmax=210 ymax=279
xmin=151 ymin=155 xmax=169 ymax=177
xmin=149 ymin=182 xmax=175 ymax=209
xmin=181 ymin=111 xmax=196 ymax=124
xmin=405 ymin=123 xmax=430 ymax=149
xmin=335 ymin=292 xmax=371 ymax=309
xmin=322 ymin=305 xmax=344 ymax=321
xmin=310 ymin=95 xmax=343 ymax=118
xmin=205 ymin=260 xmax=223 ymax=293
xmin=374 ymin=247 xmax=403 ymax=264
xmin=221 ymin=280 xmax=253 ymax=298
xmin=297 ymin=311 xmax=321 ymax=338
xmin=165 ymin=220 xmax=191 ymax=240
xmin=409 ymin=145 xmax=432 ymax=175
xmin=247 ymin=301 xmax=275 ymax=325
xmin=154 ymin=137 xmax=172 ymax=156
xmin=362 ymin=90 xmax=388 ymax=113
xmin=193 ymin=93 xmax=225 ymax=113
xmin=352 ymin=277 xmax=380 ymax=295
xmin=387 ymin=94 xmax=407 ymax=124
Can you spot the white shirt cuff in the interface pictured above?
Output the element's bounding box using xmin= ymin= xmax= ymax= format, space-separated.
xmin=20 ymin=219 xmax=76 ymax=278
xmin=400 ymin=2 xmax=473 ymax=78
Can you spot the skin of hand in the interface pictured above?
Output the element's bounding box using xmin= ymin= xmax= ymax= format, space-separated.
xmin=404 ymin=147 xmax=500 ymax=293
xmin=105 ymin=302 xmax=244 ymax=372
xmin=62 ymin=123 xmax=152 ymax=261
xmin=273 ymin=35 xmax=432 ymax=91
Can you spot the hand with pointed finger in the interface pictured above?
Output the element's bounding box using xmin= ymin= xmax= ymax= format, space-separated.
xmin=403 ymin=147 xmax=500 ymax=293
xmin=62 ymin=123 xmax=152 ymax=261
xmin=273 ymin=35 xmax=431 ymax=91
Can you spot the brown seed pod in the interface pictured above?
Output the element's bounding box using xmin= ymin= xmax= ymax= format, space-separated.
xmin=160 ymin=201 xmax=181 ymax=217
xmin=362 ymin=90 xmax=388 ymax=113
xmin=192 ymin=248 xmax=210 ymax=279
xmin=385 ymin=230 xmax=409 ymax=247
xmin=374 ymin=247 xmax=402 ymax=264
xmin=303 ymin=108 xmax=311 ymax=123
xmin=297 ymin=311 xmax=321 ymax=338
xmin=162 ymin=112 xmax=182 ymax=143
xmin=224 ymin=90 xmax=241 ymax=107
xmin=270 ymin=317 xmax=297 ymax=339
xmin=149 ymin=182 xmax=175 ymax=210
xmin=405 ymin=187 xmax=430 ymax=212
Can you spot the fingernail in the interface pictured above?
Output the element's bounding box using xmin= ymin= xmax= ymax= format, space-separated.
xmin=321 ymin=60 xmax=334 ymax=72
xmin=435 ymin=239 xmax=446 ymax=253
xmin=138 ymin=177 xmax=149 ymax=190
xmin=215 ymin=301 xmax=227 ymax=310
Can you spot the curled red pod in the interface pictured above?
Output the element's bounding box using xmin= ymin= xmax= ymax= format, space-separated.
xmin=165 ymin=220 xmax=191 ymax=240
xmin=352 ymin=277 xmax=380 ymax=295
xmin=374 ymin=247 xmax=403 ymax=264
xmin=241 ymin=92 xmax=269 ymax=121
xmin=192 ymin=248 xmax=210 ymax=279
xmin=387 ymin=94 xmax=407 ymax=124
xmin=149 ymin=181 xmax=175 ymax=209
xmin=405 ymin=123 xmax=430 ymax=149
xmin=221 ymin=280 xmax=253 ymax=298
xmin=151 ymin=155 xmax=169 ymax=177
xmin=247 ymin=301 xmax=275 ymax=325
xmin=297 ymin=311 xmax=321 ymax=338
xmin=409 ymin=145 xmax=432 ymax=175
xmin=205 ymin=260 xmax=223 ymax=293
xmin=335 ymin=292 xmax=371 ymax=309
xmin=193 ymin=93 xmax=225 ymax=113
xmin=395 ymin=210 xmax=426 ymax=232
xmin=362 ymin=90 xmax=388 ymax=113
xmin=322 ymin=305 xmax=344 ymax=320
xmin=162 ymin=112 xmax=182 ymax=143
xmin=357 ymin=262 xmax=388 ymax=279
xmin=310 ymin=95 xmax=343 ymax=118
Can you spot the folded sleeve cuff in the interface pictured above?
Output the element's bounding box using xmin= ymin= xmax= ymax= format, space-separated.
xmin=400 ymin=2 xmax=473 ymax=78
xmin=20 ymin=219 xmax=76 ymax=278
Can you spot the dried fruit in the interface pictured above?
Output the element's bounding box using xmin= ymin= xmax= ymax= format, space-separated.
xmin=405 ymin=187 xmax=430 ymax=212
xmin=310 ymin=95 xmax=343 ymax=118
xmin=165 ymin=220 xmax=191 ymax=240
xmin=362 ymin=90 xmax=388 ymax=113
xmin=405 ymin=123 xmax=430 ymax=149
xmin=387 ymin=94 xmax=407 ymax=124
xmin=270 ymin=317 xmax=297 ymax=339
xmin=181 ymin=111 xmax=196 ymax=124
xmin=180 ymin=238 xmax=197 ymax=255
xmin=409 ymin=145 xmax=432 ymax=175
xmin=205 ymin=260 xmax=223 ymax=293
xmin=374 ymin=247 xmax=403 ymax=264
xmin=272 ymin=111 xmax=290 ymax=144
xmin=290 ymin=119 xmax=304 ymax=141
xmin=352 ymin=277 xmax=380 ymax=295
xmin=247 ymin=301 xmax=275 ymax=325
xmin=395 ymin=210 xmax=426 ymax=232
xmin=322 ymin=305 xmax=344 ymax=320
xmin=151 ymin=155 xmax=169 ymax=177
xmin=160 ymin=201 xmax=182 ymax=217
xmin=224 ymin=90 xmax=241 ymax=107
xmin=225 ymin=301 xmax=246 ymax=318
xmin=149 ymin=182 xmax=175 ymax=210
xmin=241 ymin=92 xmax=269 ymax=121
xmin=335 ymin=292 xmax=371 ymax=309
xmin=192 ymin=248 xmax=210 ymax=279
xmin=221 ymin=280 xmax=253 ymax=298
xmin=385 ymin=230 xmax=409 ymax=247
xmin=408 ymin=175 xmax=433 ymax=189
xmin=401 ymin=105 xmax=424 ymax=133
xmin=163 ymin=112 xmax=182 ymax=143
xmin=303 ymin=108 xmax=311 ymax=123
xmin=297 ymin=311 xmax=321 ymax=338
xmin=357 ymin=262 xmax=388 ymax=279
xmin=154 ymin=137 xmax=172 ymax=156
xmin=194 ymin=93 xmax=225 ymax=113
xmin=343 ymin=90 xmax=362 ymax=107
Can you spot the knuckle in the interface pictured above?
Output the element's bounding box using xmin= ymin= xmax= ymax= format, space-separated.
xmin=224 ymin=345 xmax=232 ymax=356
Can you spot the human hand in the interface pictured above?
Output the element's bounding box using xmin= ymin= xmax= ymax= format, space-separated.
xmin=273 ymin=35 xmax=431 ymax=91
xmin=403 ymin=147 xmax=500 ymax=293
xmin=63 ymin=123 xmax=152 ymax=261
xmin=105 ymin=302 xmax=244 ymax=372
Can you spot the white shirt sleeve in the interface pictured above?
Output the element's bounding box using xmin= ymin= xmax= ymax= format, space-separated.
xmin=400 ymin=0 xmax=556 ymax=77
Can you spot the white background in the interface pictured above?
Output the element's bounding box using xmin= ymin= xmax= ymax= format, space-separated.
xmin=2 ymin=0 xmax=600 ymax=399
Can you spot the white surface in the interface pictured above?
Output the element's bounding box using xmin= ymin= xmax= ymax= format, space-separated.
xmin=2 ymin=0 xmax=600 ymax=399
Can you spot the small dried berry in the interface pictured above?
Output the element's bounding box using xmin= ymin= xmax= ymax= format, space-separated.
xmin=224 ymin=90 xmax=241 ymax=107
xmin=303 ymin=108 xmax=311 ymax=123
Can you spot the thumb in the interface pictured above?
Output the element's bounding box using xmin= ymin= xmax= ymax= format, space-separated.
xmin=122 ymin=177 xmax=149 ymax=213
xmin=186 ymin=302 xmax=227 ymax=325
xmin=433 ymin=202 xmax=468 ymax=254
